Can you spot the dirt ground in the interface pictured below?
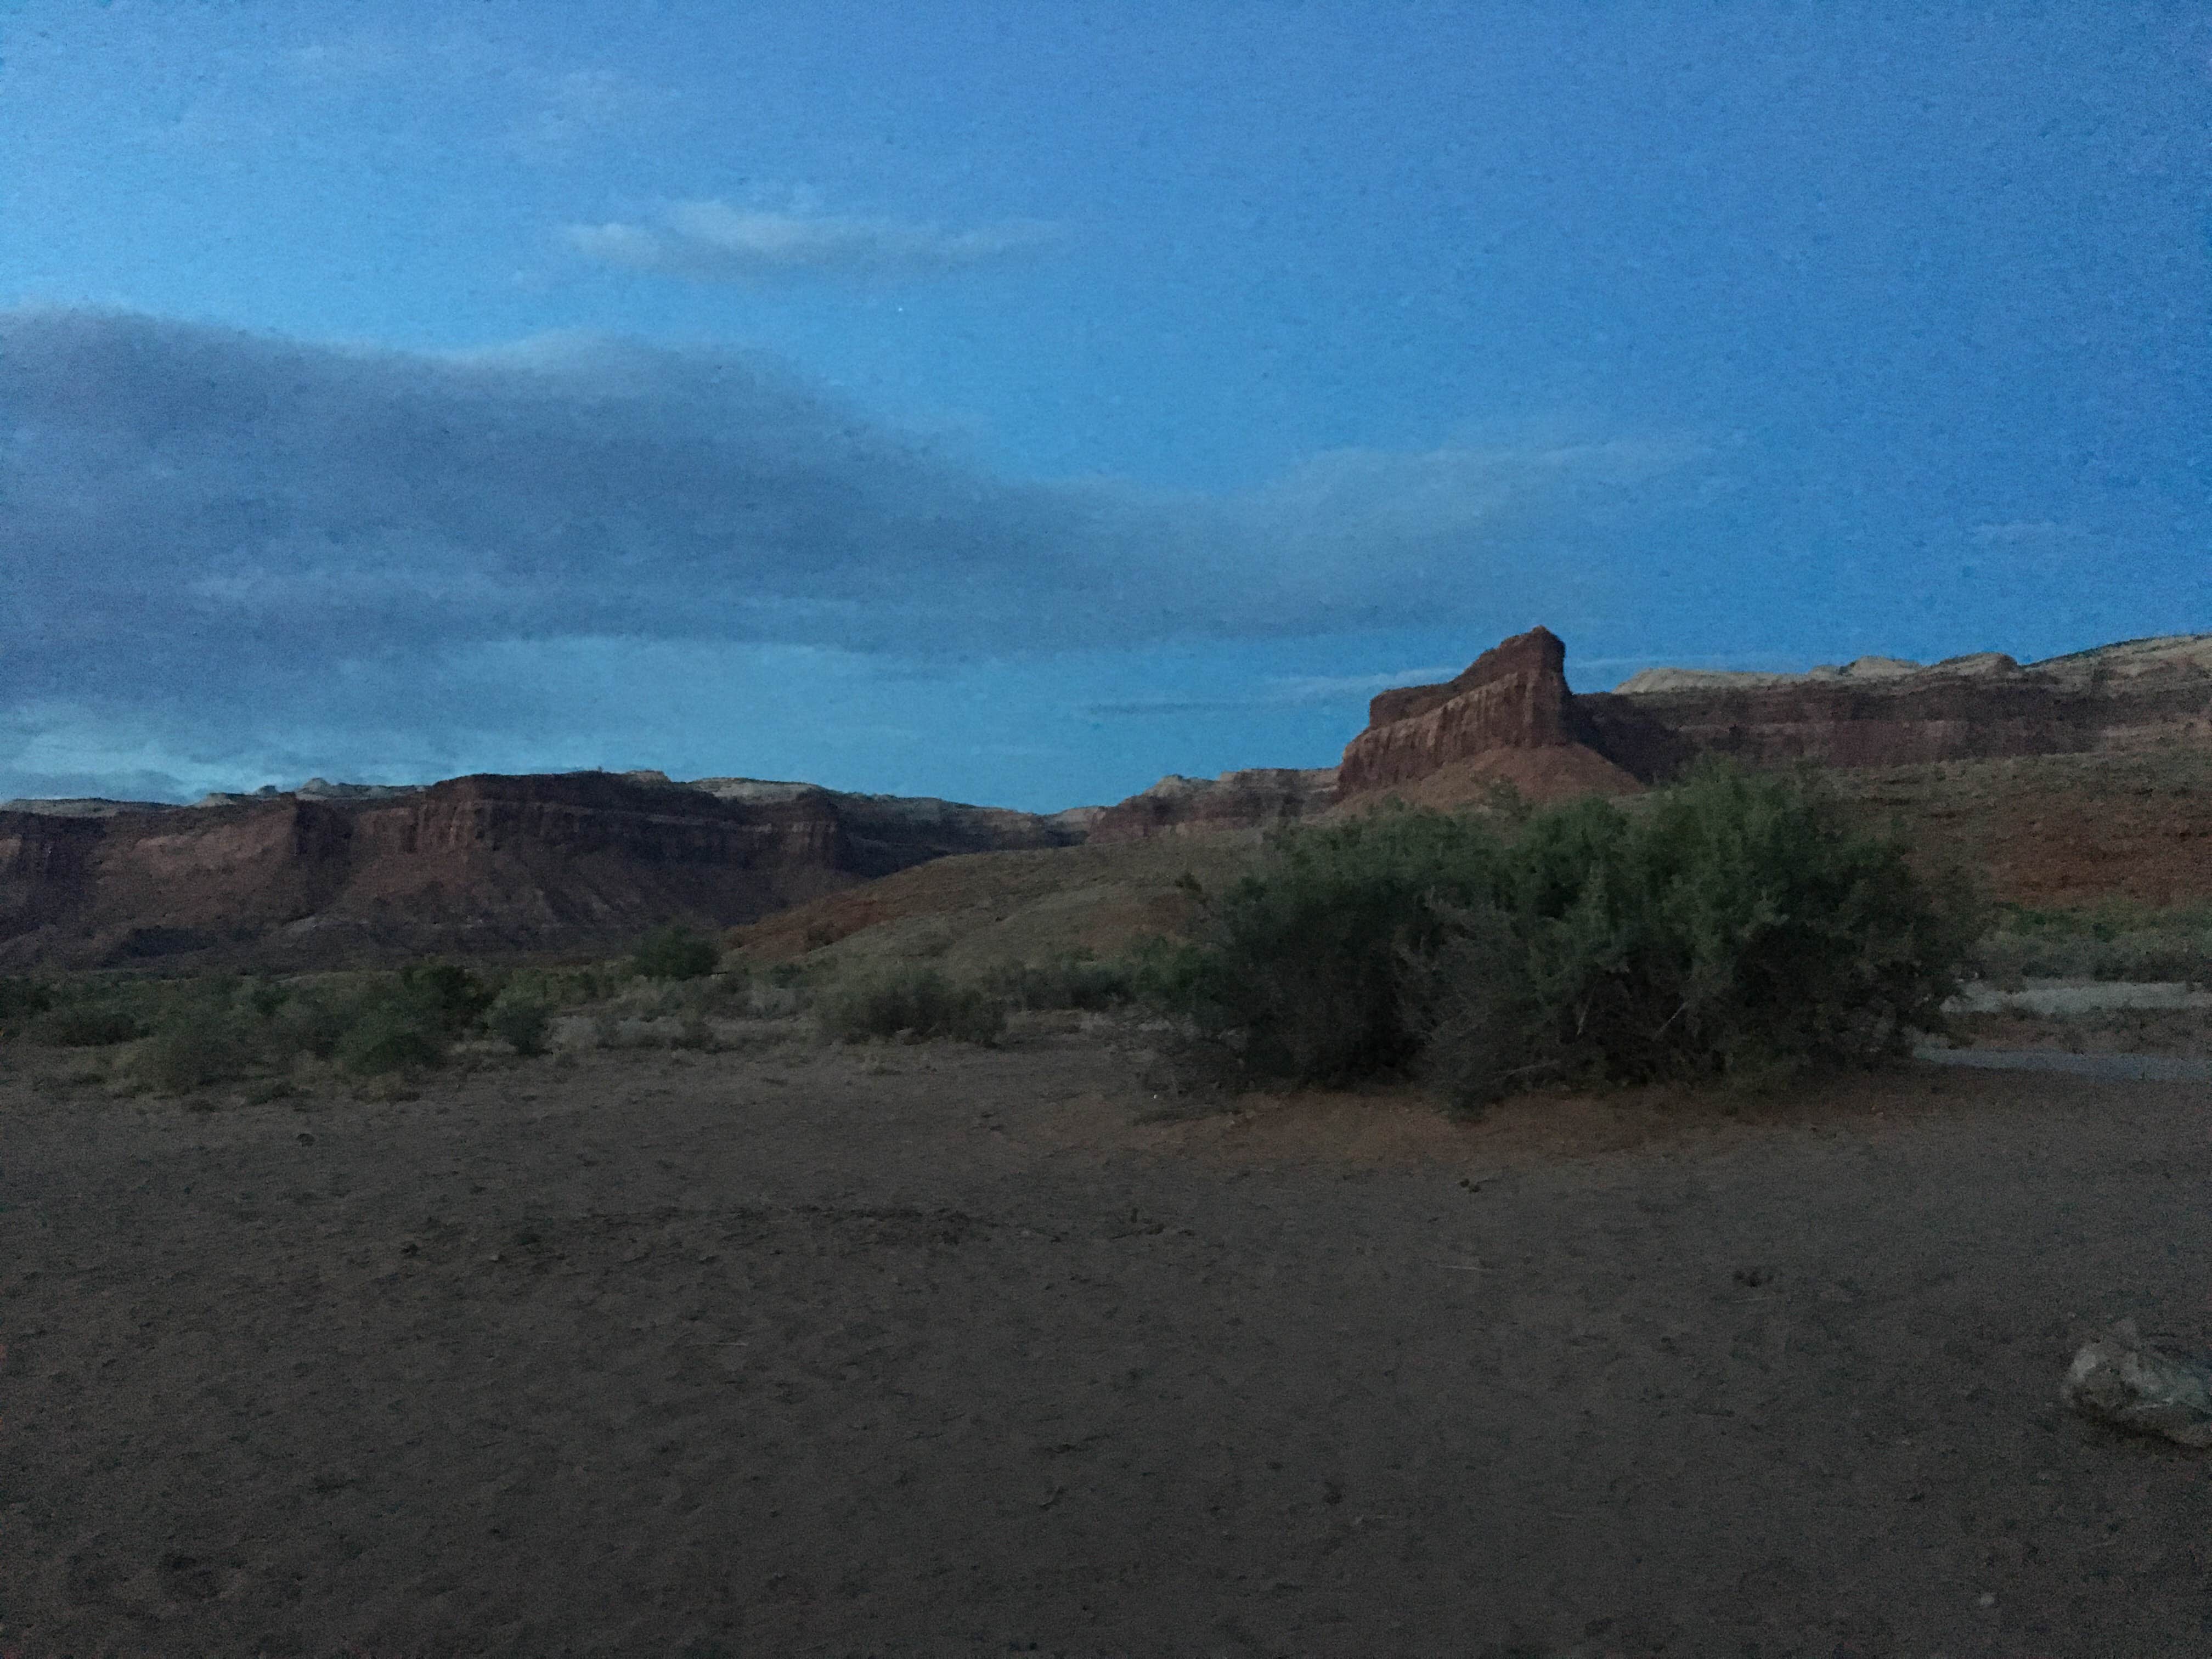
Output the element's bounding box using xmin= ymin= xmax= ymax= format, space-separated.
xmin=6 ymin=1022 xmax=2212 ymax=1658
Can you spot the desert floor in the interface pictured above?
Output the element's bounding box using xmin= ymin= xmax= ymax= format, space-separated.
xmin=5 ymin=1022 xmax=2211 ymax=1659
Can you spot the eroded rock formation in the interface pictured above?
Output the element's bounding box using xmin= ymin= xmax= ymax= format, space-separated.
xmin=1092 ymin=626 xmax=2212 ymax=837
xmin=1088 ymin=769 xmax=1339 ymax=844
xmin=1336 ymin=627 xmax=1644 ymax=803
xmin=1590 ymin=634 xmax=2212 ymax=773
xmin=0 ymin=770 xmax=1086 ymax=970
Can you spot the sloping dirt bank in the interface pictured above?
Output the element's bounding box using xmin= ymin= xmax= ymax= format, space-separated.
xmin=5 ymin=1034 xmax=2211 ymax=1657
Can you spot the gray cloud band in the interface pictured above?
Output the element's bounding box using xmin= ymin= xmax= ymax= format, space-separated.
xmin=0 ymin=308 xmax=1692 ymax=710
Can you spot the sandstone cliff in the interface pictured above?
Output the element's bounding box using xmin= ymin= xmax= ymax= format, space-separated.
xmin=1092 ymin=625 xmax=2212 ymax=836
xmin=0 ymin=770 xmax=1087 ymax=970
xmin=1087 ymin=768 xmax=1339 ymax=844
xmin=1336 ymin=627 xmax=1644 ymax=804
xmin=1595 ymin=633 xmax=2212 ymax=774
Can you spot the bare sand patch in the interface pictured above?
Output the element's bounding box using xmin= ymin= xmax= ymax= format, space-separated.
xmin=5 ymin=1033 xmax=2211 ymax=1656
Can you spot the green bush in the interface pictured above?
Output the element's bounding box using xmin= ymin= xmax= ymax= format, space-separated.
xmin=485 ymin=993 xmax=554 ymax=1057
xmin=1158 ymin=760 xmax=1979 ymax=1108
xmin=28 ymin=1002 xmax=147 ymax=1047
xmin=0 ymin=976 xmax=55 ymax=1023
xmin=266 ymin=983 xmax=358 ymax=1062
xmin=1123 ymin=935 xmax=1210 ymax=1020
xmin=131 ymin=1011 xmax=262 ymax=1093
xmin=397 ymin=961 xmax=495 ymax=1035
xmin=983 ymin=951 xmax=1133 ymax=1011
xmin=1166 ymin=807 xmax=1510 ymax=1083
xmin=633 ymin=923 xmax=721 ymax=982
xmin=1971 ymin=901 xmax=2212 ymax=986
xmin=334 ymin=996 xmax=449 ymax=1076
xmin=817 ymin=967 xmax=1005 ymax=1046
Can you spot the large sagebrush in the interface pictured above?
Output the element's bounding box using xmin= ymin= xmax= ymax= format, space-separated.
xmin=1162 ymin=759 xmax=1980 ymax=1109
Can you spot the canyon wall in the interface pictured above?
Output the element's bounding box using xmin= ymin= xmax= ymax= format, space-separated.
xmin=0 ymin=770 xmax=1085 ymax=970
xmin=1091 ymin=628 xmax=2212 ymax=838
xmin=1087 ymin=769 xmax=1339 ymax=844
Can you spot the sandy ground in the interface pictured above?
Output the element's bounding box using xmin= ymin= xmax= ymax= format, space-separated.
xmin=6 ymin=1022 xmax=2212 ymax=1658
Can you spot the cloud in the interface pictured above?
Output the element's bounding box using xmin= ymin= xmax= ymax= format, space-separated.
xmin=0 ymin=307 xmax=1707 ymax=792
xmin=281 ymin=34 xmax=413 ymax=80
xmin=1077 ymin=700 xmax=1259 ymax=719
xmin=1261 ymin=666 xmax=1464 ymax=703
xmin=563 ymin=200 xmax=1060 ymax=282
xmin=509 ymin=69 xmax=670 ymax=159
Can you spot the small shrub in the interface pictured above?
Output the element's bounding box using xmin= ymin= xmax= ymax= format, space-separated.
xmin=817 ymin=967 xmax=1005 ymax=1046
xmin=485 ymin=994 xmax=554 ymax=1057
xmin=334 ymin=998 xmax=448 ymax=1076
xmin=1970 ymin=901 xmax=2212 ymax=986
xmin=29 ymin=1003 xmax=146 ymax=1047
xmin=1124 ymin=935 xmax=1210 ymax=1020
xmin=633 ymin=923 xmax=721 ymax=982
xmin=397 ymin=961 xmax=495 ymax=1035
xmin=984 ymin=951 xmax=1132 ymax=1012
xmin=267 ymin=984 xmax=357 ymax=1062
xmin=131 ymin=1011 xmax=262 ymax=1093
xmin=0 ymin=976 xmax=55 ymax=1023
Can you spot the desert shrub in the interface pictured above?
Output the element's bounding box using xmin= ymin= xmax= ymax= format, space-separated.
xmin=1971 ymin=901 xmax=2212 ymax=986
xmin=333 ymin=996 xmax=449 ymax=1076
xmin=1161 ymin=760 xmax=1979 ymax=1107
xmin=234 ymin=975 xmax=290 ymax=1020
xmin=816 ymin=967 xmax=1005 ymax=1046
xmin=1165 ymin=807 xmax=1510 ymax=1083
xmin=265 ymin=983 xmax=359 ymax=1062
xmin=27 ymin=1002 xmax=148 ymax=1047
xmin=633 ymin=923 xmax=721 ymax=982
xmin=484 ymin=992 xmax=554 ymax=1057
xmin=1416 ymin=766 xmax=1978 ymax=1108
xmin=1123 ymin=935 xmax=1211 ymax=1020
xmin=397 ymin=960 xmax=495 ymax=1035
xmin=984 ymin=951 xmax=1132 ymax=1012
xmin=0 ymin=976 xmax=55 ymax=1024
xmin=130 ymin=1009 xmax=263 ymax=1093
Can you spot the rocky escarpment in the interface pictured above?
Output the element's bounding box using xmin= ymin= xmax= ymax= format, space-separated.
xmin=1590 ymin=633 xmax=2212 ymax=774
xmin=1336 ymin=627 xmax=1645 ymax=804
xmin=1092 ymin=626 xmax=2212 ymax=837
xmin=1087 ymin=769 xmax=1339 ymax=844
xmin=0 ymin=770 xmax=1088 ymax=970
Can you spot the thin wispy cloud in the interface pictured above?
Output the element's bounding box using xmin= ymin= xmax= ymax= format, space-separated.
xmin=1078 ymin=665 xmax=1464 ymax=720
xmin=563 ymin=200 xmax=1060 ymax=283
xmin=508 ymin=69 xmax=670 ymax=159
xmin=1262 ymin=667 xmax=1464 ymax=703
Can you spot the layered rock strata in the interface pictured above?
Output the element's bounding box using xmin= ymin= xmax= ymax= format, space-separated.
xmin=1336 ymin=627 xmax=1643 ymax=800
xmin=0 ymin=770 xmax=1087 ymax=970
xmin=1087 ymin=769 xmax=1339 ymax=844
xmin=1594 ymin=634 xmax=2212 ymax=773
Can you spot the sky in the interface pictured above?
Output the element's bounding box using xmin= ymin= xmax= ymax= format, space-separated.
xmin=1 ymin=1 xmax=2205 ymax=811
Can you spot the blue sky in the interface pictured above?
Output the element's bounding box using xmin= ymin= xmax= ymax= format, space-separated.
xmin=1 ymin=1 xmax=2205 ymax=810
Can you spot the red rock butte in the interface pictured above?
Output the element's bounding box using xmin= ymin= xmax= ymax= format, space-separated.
xmin=1090 ymin=624 xmax=2212 ymax=839
xmin=3 ymin=627 xmax=2207 ymax=963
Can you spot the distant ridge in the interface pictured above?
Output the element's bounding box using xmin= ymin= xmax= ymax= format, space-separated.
xmin=0 ymin=769 xmax=1094 ymax=971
